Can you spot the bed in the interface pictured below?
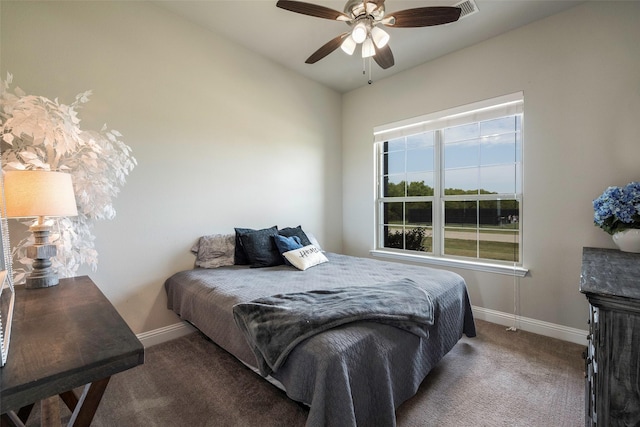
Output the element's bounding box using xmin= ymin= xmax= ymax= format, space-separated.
xmin=165 ymin=233 xmax=475 ymax=427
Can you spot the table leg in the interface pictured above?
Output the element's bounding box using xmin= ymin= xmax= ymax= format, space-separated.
xmin=2 ymin=376 xmax=111 ymax=427
xmin=66 ymin=377 xmax=110 ymax=427
xmin=1 ymin=403 xmax=34 ymax=427
xmin=1 ymin=412 xmax=25 ymax=427
xmin=59 ymin=391 xmax=78 ymax=413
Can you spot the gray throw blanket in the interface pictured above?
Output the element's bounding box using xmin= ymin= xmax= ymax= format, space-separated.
xmin=233 ymin=278 xmax=434 ymax=376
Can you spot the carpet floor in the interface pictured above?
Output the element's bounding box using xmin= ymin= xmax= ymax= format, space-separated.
xmin=25 ymin=319 xmax=585 ymax=426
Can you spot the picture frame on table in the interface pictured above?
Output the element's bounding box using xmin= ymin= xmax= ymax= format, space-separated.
xmin=0 ymin=164 xmax=15 ymax=367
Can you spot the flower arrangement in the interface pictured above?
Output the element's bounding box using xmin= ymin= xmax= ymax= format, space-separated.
xmin=0 ymin=73 xmax=136 ymax=283
xmin=593 ymin=181 xmax=640 ymax=235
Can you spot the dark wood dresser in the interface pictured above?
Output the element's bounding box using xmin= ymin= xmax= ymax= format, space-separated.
xmin=580 ymin=247 xmax=640 ymax=426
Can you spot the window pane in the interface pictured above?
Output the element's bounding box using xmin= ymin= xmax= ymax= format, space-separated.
xmin=383 ymin=151 xmax=405 ymax=175
xmin=407 ymin=173 xmax=434 ymax=196
xmin=406 ymin=202 xmax=432 ymax=226
xmin=445 ymin=123 xmax=479 ymax=143
xmin=479 ymin=239 xmax=519 ymax=262
xmin=383 ymin=175 xmax=405 ymax=197
xmin=385 ymin=138 xmax=405 ymax=152
xmin=444 ymin=229 xmax=478 ymax=258
xmin=478 ymin=200 xmax=520 ymax=262
xmin=383 ymin=226 xmax=404 ymax=249
xmin=479 ymin=165 xmax=516 ymax=194
xmin=406 ymin=132 xmax=434 ymax=149
xmin=383 ymin=226 xmax=432 ymax=252
xmin=444 ymin=200 xmax=478 ymax=258
xmin=444 ymin=140 xmax=479 ymax=169
xmin=480 ymin=133 xmax=517 ymax=166
xmin=383 ymin=202 xmax=403 ymax=224
xmin=407 ymin=147 xmax=434 ymax=173
xmin=480 ymin=116 xmax=517 ymax=136
xmin=445 ymin=201 xmax=477 ymax=228
xmin=444 ymin=168 xmax=479 ymax=195
xmin=406 ymin=226 xmax=431 ymax=252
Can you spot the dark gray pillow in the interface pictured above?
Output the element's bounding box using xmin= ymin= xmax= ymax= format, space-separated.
xmin=238 ymin=227 xmax=283 ymax=268
xmin=234 ymin=226 xmax=277 ymax=265
xmin=279 ymin=225 xmax=312 ymax=246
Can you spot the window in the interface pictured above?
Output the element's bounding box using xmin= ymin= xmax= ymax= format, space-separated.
xmin=373 ymin=93 xmax=525 ymax=274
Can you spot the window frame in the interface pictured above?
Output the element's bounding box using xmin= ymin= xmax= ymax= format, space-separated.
xmin=371 ymin=93 xmax=528 ymax=277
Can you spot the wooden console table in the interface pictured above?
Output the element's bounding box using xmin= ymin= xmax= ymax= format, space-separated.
xmin=580 ymin=247 xmax=640 ymax=426
xmin=0 ymin=276 xmax=144 ymax=426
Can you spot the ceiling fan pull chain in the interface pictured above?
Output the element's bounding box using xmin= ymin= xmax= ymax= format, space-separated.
xmin=368 ymin=57 xmax=373 ymax=84
xmin=362 ymin=57 xmax=366 ymax=75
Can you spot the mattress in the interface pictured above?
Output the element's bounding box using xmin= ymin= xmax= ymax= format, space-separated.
xmin=165 ymin=252 xmax=476 ymax=427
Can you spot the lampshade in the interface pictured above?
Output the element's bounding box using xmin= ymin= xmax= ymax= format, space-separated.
xmin=341 ymin=35 xmax=357 ymax=55
xmin=351 ymin=21 xmax=368 ymax=44
xmin=370 ymin=26 xmax=389 ymax=49
xmin=4 ymin=170 xmax=78 ymax=219
xmin=361 ymin=38 xmax=376 ymax=58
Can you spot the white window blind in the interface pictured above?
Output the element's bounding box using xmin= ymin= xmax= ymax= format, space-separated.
xmin=373 ymin=92 xmax=524 ymax=143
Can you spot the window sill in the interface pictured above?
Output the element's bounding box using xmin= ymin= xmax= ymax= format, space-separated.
xmin=370 ymin=250 xmax=529 ymax=277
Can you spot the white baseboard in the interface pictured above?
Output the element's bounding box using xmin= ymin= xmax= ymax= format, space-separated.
xmin=136 ymin=321 xmax=196 ymax=348
xmin=137 ymin=309 xmax=589 ymax=348
xmin=472 ymin=305 xmax=588 ymax=346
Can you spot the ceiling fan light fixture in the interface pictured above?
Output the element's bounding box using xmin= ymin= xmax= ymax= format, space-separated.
xmin=340 ymin=35 xmax=357 ymax=55
xmin=361 ymin=37 xmax=376 ymax=58
xmin=351 ymin=21 xmax=368 ymax=44
xmin=370 ymin=26 xmax=389 ymax=48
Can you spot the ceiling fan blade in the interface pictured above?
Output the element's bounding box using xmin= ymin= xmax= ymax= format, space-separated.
xmin=373 ymin=43 xmax=394 ymax=69
xmin=306 ymin=33 xmax=349 ymax=64
xmin=276 ymin=1 xmax=350 ymax=21
xmin=385 ymin=6 xmax=461 ymax=28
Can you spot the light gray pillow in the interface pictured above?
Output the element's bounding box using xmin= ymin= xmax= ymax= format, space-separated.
xmin=305 ymin=231 xmax=323 ymax=251
xmin=191 ymin=234 xmax=235 ymax=268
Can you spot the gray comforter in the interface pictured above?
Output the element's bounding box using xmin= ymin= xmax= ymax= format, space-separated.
xmin=165 ymin=252 xmax=476 ymax=427
xmin=232 ymin=279 xmax=435 ymax=376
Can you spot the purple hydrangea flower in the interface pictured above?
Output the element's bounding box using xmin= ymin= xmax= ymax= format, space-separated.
xmin=593 ymin=182 xmax=640 ymax=234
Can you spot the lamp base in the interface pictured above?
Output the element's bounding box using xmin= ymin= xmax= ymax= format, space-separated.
xmin=25 ymin=224 xmax=59 ymax=289
xmin=25 ymin=266 xmax=59 ymax=289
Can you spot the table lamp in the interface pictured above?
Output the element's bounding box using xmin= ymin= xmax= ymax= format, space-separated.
xmin=3 ymin=170 xmax=78 ymax=289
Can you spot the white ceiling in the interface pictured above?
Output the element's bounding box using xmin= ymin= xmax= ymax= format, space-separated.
xmin=155 ymin=0 xmax=584 ymax=93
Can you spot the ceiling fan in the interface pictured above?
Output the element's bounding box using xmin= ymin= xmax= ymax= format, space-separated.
xmin=276 ymin=0 xmax=462 ymax=71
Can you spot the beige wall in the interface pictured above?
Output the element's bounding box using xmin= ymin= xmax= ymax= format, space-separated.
xmin=342 ymin=2 xmax=640 ymax=330
xmin=0 ymin=1 xmax=343 ymax=333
